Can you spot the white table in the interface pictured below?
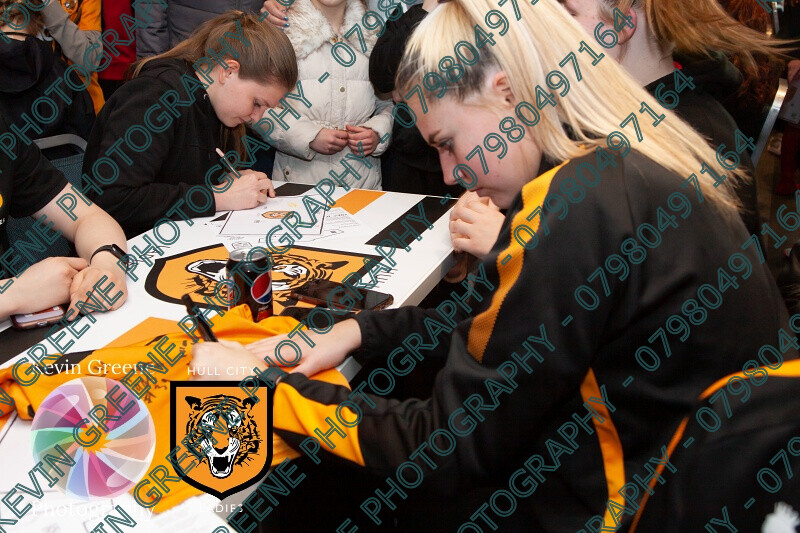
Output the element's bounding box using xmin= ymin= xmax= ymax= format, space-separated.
xmin=0 ymin=182 xmax=455 ymax=532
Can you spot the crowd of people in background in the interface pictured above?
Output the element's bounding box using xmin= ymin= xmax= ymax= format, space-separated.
xmin=0 ymin=0 xmax=797 ymax=238
xmin=0 ymin=0 xmax=798 ymax=204
xmin=1 ymin=0 xmax=800 ymax=530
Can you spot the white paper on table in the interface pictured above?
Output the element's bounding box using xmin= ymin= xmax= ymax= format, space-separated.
xmin=217 ymin=207 xmax=371 ymax=247
xmin=302 ymin=207 xmax=373 ymax=243
xmin=324 ymin=207 xmax=363 ymax=230
xmin=217 ymin=235 xmax=267 ymax=251
xmin=218 ymin=230 xmax=343 ymax=247
xmin=295 ymin=229 xmax=345 ymax=242
xmin=219 ymin=195 xmax=326 ymax=236
xmin=0 ymin=412 xmax=35 ymax=485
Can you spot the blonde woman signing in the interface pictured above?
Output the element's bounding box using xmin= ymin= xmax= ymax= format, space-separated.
xmin=192 ymin=0 xmax=794 ymax=530
xmin=453 ymin=0 xmax=790 ymax=260
xmin=263 ymin=0 xmax=394 ymax=189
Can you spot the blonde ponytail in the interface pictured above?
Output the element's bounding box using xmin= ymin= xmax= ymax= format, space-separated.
xmin=396 ymin=0 xmax=748 ymax=211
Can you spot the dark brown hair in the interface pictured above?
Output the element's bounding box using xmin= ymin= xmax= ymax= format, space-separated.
xmin=0 ymin=0 xmax=45 ymax=35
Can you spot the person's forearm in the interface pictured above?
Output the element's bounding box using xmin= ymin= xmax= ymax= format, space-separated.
xmin=361 ymin=99 xmax=394 ymax=156
xmin=351 ymin=307 xmax=457 ymax=363
xmin=265 ymin=113 xmax=323 ymax=160
xmin=71 ymin=211 xmax=127 ymax=265
xmin=91 ymin=179 xmax=211 ymax=234
xmin=0 ymin=283 xmax=19 ymax=320
xmin=40 ymin=1 xmax=102 ymax=67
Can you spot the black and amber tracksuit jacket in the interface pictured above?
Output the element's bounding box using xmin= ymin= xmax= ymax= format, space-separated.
xmin=274 ymin=150 xmax=795 ymax=531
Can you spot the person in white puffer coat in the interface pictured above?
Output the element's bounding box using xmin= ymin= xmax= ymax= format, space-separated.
xmin=265 ymin=0 xmax=394 ymax=190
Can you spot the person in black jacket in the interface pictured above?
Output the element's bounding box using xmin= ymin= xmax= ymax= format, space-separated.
xmin=451 ymin=0 xmax=775 ymax=261
xmin=82 ymin=12 xmax=297 ymax=238
xmin=0 ymin=0 xmax=94 ymax=145
xmin=0 ymin=111 xmax=128 ymax=321
xmin=367 ymin=0 xmax=461 ymax=195
xmin=191 ymin=1 xmax=795 ymax=531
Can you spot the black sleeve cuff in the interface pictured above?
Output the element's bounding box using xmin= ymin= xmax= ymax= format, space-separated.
xmin=351 ymin=310 xmax=383 ymax=365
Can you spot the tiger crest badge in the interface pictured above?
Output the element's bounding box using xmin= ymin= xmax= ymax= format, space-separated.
xmin=144 ymin=243 xmax=381 ymax=313
xmin=170 ymin=381 xmax=273 ymax=499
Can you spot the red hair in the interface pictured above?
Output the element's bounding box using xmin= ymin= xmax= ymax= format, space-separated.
xmin=601 ymin=0 xmax=797 ymax=106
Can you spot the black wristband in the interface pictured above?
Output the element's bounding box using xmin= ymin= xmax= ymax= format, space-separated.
xmin=90 ymin=244 xmax=126 ymax=263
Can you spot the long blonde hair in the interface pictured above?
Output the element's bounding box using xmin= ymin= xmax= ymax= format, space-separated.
xmin=396 ymin=0 xmax=746 ymax=211
xmin=130 ymin=11 xmax=298 ymax=156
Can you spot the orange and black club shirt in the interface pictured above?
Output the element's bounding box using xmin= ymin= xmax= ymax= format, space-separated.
xmin=273 ymin=150 xmax=796 ymax=531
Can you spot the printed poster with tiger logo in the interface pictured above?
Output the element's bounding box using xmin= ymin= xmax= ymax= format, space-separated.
xmin=144 ymin=243 xmax=381 ymax=314
xmin=170 ymin=381 xmax=273 ymax=499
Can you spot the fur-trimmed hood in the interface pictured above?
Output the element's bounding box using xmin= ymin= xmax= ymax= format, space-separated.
xmin=283 ymin=0 xmax=379 ymax=60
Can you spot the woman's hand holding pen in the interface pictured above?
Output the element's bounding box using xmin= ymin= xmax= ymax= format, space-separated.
xmin=213 ymin=169 xmax=276 ymax=211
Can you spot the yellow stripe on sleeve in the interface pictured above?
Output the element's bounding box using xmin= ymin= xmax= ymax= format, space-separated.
xmin=274 ymin=371 xmax=366 ymax=467
xmin=467 ymin=163 xmax=567 ymax=363
xmin=581 ymin=368 xmax=626 ymax=531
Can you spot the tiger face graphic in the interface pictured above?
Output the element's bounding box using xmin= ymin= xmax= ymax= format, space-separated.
xmin=185 ymin=259 xmax=228 ymax=300
xmin=262 ymin=210 xmax=292 ymax=219
xmin=146 ymin=243 xmax=380 ymax=314
xmin=182 ymin=254 xmax=347 ymax=307
xmin=271 ymin=253 xmax=347 ymax=292
xmin=184 ymin=395 xmax=260 ymax=479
